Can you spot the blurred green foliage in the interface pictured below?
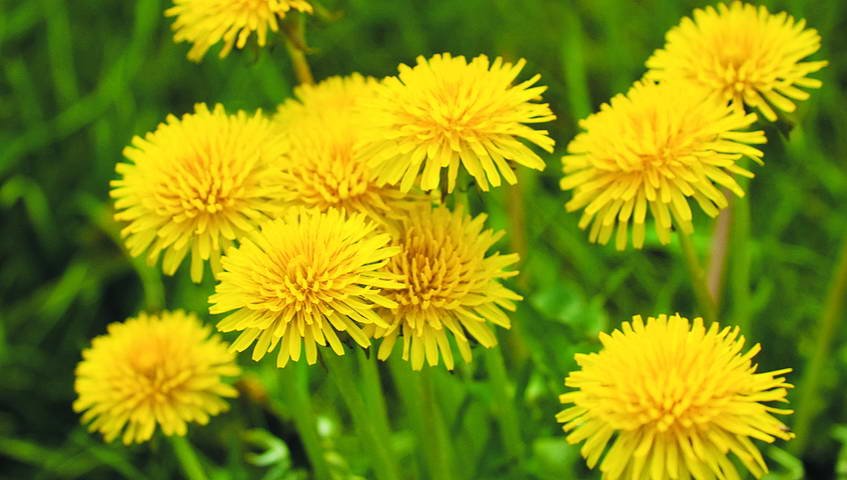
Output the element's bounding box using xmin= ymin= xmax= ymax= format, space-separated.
xmin=1 ymin=0 xmax=846 ymax=478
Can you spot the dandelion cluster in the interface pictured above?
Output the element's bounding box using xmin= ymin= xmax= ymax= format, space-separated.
xmin=370 ymin=205 xmax=521 ymax=370
xmin=167 ymin=0 xmax=313 ymax=61
xmin=111 ymin=103 xmax=287 ymax=282
xmin=557 ymin=314 xmax=794 ymax=479
xmin=561 ymin=80 xmax=765 ymax=249
xmin=73 ymin=311 xmax=240 ymax=444
xmin=360 ymin=53 xmax=556 ymax=193
xmin=209 ymin=208 xmax=404 ymax=367
xmin=646 ymin=1 xmax=827 ymax=122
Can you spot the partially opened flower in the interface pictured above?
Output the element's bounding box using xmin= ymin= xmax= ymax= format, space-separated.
xmin=167 ymin=0 xmax=313 ymax=61
xmin=371 ymin=205 xmax=521 ymax=370
xmin=111 ymin=103 xmax=286 ymax=282
xmin=560 ymin=80 xmax=765 ymax=249
xmin=360 ymin=53 xmax=556 ymax=193
xmin=557 ymin=314 xmax=793 ymax=480
xmin=646 ymin=1 xmax=827 ymax=122
xmin=209 ymin=208 xmax=404 ymax=367
xmin=274 ymin=74 xmax=412 ymax=221
xmin=74 ymin=311 xmax=240 ymax=445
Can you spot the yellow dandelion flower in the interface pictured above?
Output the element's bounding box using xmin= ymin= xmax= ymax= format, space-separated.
xmin=209 ymin=208 xmax=404 ymax=367
xmin=646 ymin=1 xmax=827 ymax=122
xmin=359 ymin=53 xmax=556 ymax=193
xmin=371 ymin=205 xmax=522 ymax=370
xmin=557 ymin=314 xmax=793 ymax=480
xmin=166 ymin=0 xmax=313 ymax=62
xmin=73 ymin=310 xmax=240 ymax=445
xmin=274 ymin=75 xmax=412 ymax=220
xmin=560 ymin=80 xmax=766 ymax=250
xmin=111 ymin=103 xmax=286 ymax=283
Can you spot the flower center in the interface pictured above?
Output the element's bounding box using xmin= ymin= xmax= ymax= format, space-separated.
xmin=392 ymin=230 xmax=473 ymax=311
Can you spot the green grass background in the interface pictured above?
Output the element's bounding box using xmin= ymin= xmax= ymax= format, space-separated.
xmin=1 ymin=0 xmax=845 ymax=478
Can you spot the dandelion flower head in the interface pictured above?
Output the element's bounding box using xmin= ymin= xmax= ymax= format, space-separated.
xmin=274 ymin=74 xmax=412 ymax=220
xmin=371 ymin=205 xmax=522 ymax=370
xmin=646 ymin=1 xmax=827 ymax=122
xmin=360 ymin=53 xmax=556 ymax=193
xmin=560 ymin=80 xmax=765 ymax=250
xmin=167 ymin=0 xmax=313 ymax=61
xmin=209 ymin=208 xmax=404 ymax=368
xmin=557 ymin=313 xmax=794 ymax=480
xmin=111 ymin=103 xmax=287 ymax=282
xmin=73 ymin=310 xmax=240 ymax=445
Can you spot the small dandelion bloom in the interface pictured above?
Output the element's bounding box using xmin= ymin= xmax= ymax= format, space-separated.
xmin=111 ymin=103 xmax=286 ymax=283
xmin=646 ymin=1 xmax=827 ymax=122
xmin=167 ymin=0 xmax=313 ymax=61
xmin=73 ymin=311 xmax=240 ymax=445
xmin=209 ymin=208 xmax=404 ymax=367
xmin=360 ymin=53 xmax=556 ymax=193
xmin=275 ymin=75 xmax=411 ymax=220
xmin=371 ymin=205 xmax=521 ymax=370
xmin=557 ymin=314 xmax=794 ymax=480
xmin=560 ymin=80 xmax=766 ymax=249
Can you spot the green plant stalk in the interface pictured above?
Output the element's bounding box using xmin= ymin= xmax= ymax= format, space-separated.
xmin=679 ymin=231 xmax=719 ymax=325
xmin=321 ymin=351 xmax=401 ymax=480
xmin=279 ymin=364 xmax=334 ymax=480
xmin=281 ymin=13 xmax=314 ymax=85
xmin=169 ymin=435 xmax=207 ymax=480
xmin=484 ymin=347 xmax=525 ymax=462
xmin=730 ymin=195 xmax=752 ymax=333
xmin=357 ymin=350 xmax=396 ymax=455
xmin=791 ymin=233 xmax=847 ymax=455
xmin=419 ymin=368 xmax=456 ymax=480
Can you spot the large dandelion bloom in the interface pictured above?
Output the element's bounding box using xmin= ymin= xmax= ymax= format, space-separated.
xmin=557 ymin=314 xmax=793 ymax=480
xmin=209 ymin=208 xmax=403 ymax=367
xmin=74 ymin=311 xmax=240 ymax=445
xmin=371 ymin=205 xmax=521 ymax=370
xmin=167 ymin=0 xmax=313 ymax=61
xmin=560 ymin=81 xmax=765 ymax=250
xmin=646 ymin=1 xmax=827 ymax=122
xmin=359 ymin=53 xmax=556 ymax=193
xmin=111 ymin=103 xmax=286 ymax=282
xmin=274 ymin=75 xmax=411 ymax=220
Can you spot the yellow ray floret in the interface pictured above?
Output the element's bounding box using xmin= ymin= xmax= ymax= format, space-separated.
xmin=370 ymin=205 xmax=522 ymax=370
xmin=167 ymin=0 xmax=313 ymax=61
xmin=557 ymin=313 xmax=793 ymax=480
xmin=560 ymin=80 xmax=765 ymax=250
xmin=111 ymin=103 xmax=287 ymax=283
xmin=209 ymin=208 xmax=404 ymax=367
xmin=359 ymin=53 xmax=556 ymax=193
xmin=274 ymin=74 xmax=414 ymax=222
xmin=74 ymin=310 xmax=240 ymax=445
xmin=646 ymin=1 xmax=827 ymax=122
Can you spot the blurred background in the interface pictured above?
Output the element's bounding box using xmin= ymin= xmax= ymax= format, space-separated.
xmin=1 ymin=0 xmax=845 ymax=478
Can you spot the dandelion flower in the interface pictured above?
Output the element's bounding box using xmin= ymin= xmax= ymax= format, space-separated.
xmin=557 ymin=314 xmax=793 ymax=480
xmin=371 ymin=205 xmax=521 ymax=370
xmin=111 ymin=103 xmax=286 ymax=283
xmin=209 ymin=208 xmax=404 ymax=367
xmin=646 ymin=1 xmax=827 ymax=122
xmin=275 ymin=75 xmax=412 ymax=220
xmin=73 ymin=311 xmax=240 ymax=445
xmin=360 ymin=53 xmax=556 ymax=193
xmin=560 ymin=80 xmax=765 ymax=250
xmin=167 ymin=0 xmax=313 ymax=61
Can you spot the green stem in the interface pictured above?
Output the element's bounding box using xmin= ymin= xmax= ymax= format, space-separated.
xmin=279 ymin=364 xmax=334 ymax=480
xmin=419 ymin=368 xmax=456 ymax=480
xmin=791 ymin=233 xmax=847 ymax=454
xmin=281 ymin=13 xmax=314 ymax=85
xmin=357 ymin=350 xmax=392 ymax=436
xmin=321 ymin=351 xmax=400 ymax=480
xmin=484 ymin=347 xmax=525 ymax=462
xmin=729 ymin=195 xmax=752 ymax=333
xmin=169 ymin=435 xmax=207 ymax=480
xmin=678 ymin=231 xmax=718 ymax=325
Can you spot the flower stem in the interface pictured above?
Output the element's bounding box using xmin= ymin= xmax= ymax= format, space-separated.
xmin=419 ymin=368 xmax=456 ymax=480
xmin=321 ymin=351 xmax=400 ymax=480
xmin=791 ymin=233 xmax=847 ymax=454
xmin=729 ymin=195 xmax=752 ymax=333
xmin=484 ymin=346 xmax=525 ymax=462
xmin=706 ymin=197 xmax=733 ymax=308
xmin=679 ymin=231 xmax=718 ymax=325
xmin=169 ymin=435 xmax=207 ymax=480
xmin=281 ymin=13 xmax=314 ymax=85
xmin=279 ymin=364 xmax=334 ymax=480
